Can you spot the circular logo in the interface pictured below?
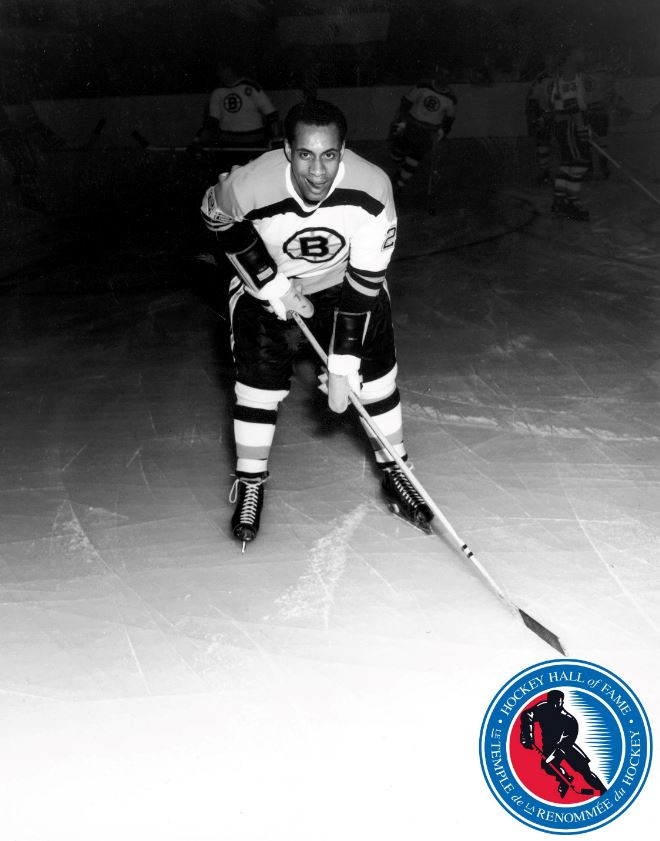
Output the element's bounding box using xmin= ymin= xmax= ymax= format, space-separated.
xmin=423 ymin=94 xmax=441 ymax=112
xmin=283 ymin=227 xmax=346 ymax=263
xmin=480 ymin=659 xmax=652 ymax=834
xmin=223 ymin=93 xmax=242 ymax=113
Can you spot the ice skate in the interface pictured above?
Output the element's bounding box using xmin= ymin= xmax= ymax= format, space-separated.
xmin=229 ymin=472 xmax=268 ymax=550
xmin=563 ymin=200 xmax=590 ymax=221
xmin=380 ymin=463 xmax=433 ymax=533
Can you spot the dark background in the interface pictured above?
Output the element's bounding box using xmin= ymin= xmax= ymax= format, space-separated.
xmin=2 ymin=0 xmax=660 ymax=103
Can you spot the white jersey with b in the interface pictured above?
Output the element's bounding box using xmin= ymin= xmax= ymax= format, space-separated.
xmin=550 ymin=72 xmax=588 ymax=116
xmin=403 ymin=80 xmax=457 ymax=128
xmin=201 ymin=148 xmax=397 ymax=303
xmin=208 ymin=79 xmax=276 ymax=133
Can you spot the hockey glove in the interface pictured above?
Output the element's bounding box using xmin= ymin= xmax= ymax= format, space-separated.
xmin=255 ymin=274 xmax=314 ymax=320
xmin=390 ymin=121 xmax=406 ymax=138
xmin=436 ymin=128 xmax=445 ymax=141
xmin=324 ymin=310 xmax=369 ymax=413
xmin=326 ymin=353 xmax=362 ymax=413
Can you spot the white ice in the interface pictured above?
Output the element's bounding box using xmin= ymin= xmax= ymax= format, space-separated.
xmin=0 ymin=170 xmax=658 ymax=840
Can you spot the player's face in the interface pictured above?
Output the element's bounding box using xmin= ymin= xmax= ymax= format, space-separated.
xmin=285 ymin=122 xmax=344 ymax=203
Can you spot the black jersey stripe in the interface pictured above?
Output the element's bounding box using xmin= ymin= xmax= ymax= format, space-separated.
xmin=325 ymin=189 xmax=384 ymax=216
xmin=348 ymin=267 xmax=383 ymax=290
xmin=247 ymin=198 xmax=309 ymax=221
xmin=347 ymin=263 xmax=386 ymax=279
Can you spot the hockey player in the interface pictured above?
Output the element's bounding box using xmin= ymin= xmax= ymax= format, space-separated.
xmin=389 ymin=67 xmax=457 ymax=196
xmin=549 ymin=46 xmax=591 ymax=220
xmin=201 ymin=98 xmax=432 ymax=548
xmin=190 ymin=64 xmax=282 ymax=152
xmin=525 ymin=54 xmax=556 ymax=184
xmin=520 ymin=690 xmax=608 ymax=798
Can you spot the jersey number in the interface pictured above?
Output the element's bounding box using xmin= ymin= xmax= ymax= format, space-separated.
xmin=382 ymin=226 xmax=397 ymax=250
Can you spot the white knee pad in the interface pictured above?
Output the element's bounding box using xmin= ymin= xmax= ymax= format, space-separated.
xmin=235 ymin=381 xmax=289 ymax=411
xmin=361 ymin=365 xmax=398 ymax=403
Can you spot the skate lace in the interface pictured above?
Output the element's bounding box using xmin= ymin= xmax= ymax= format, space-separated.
xmin=390 ymin=468 xmax=426 ymax=509
xmin=229 ymin=476 xmax=266 ymax=524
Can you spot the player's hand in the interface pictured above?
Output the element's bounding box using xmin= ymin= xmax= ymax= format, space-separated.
xmin=262 ymin=277 xmax=313 ymax=320
xmin=436 ymin=128 xmax=445 ymax=141
xmin=391 ymin=121 xmax=406 ymax=137
xmin=325 ymin=354 xmax=361 ymax=413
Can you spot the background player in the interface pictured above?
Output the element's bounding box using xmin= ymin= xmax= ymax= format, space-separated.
xmin=549 ymin=45 xmax=591 ymax=220
xmin=189 ymin=64 xmax=282 ymax=153
xmin=200 ymin=98 xmax=432 ymax=548
xmin=389 ymin=66 xmax=457 ymax=197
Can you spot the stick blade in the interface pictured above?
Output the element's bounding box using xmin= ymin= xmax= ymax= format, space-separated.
xmin=518 ymin=609 xmax=566 ymax=655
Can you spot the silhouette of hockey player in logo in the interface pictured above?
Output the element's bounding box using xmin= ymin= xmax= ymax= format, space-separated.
xmin=520 ymin=690 xmax=608 ymax=799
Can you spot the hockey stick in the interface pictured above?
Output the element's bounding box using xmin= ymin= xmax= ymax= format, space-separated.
xmin=291 ymin=311 xmax=566 ymax=655
xmin=532 ymin=744 xmax=595 ymax=795
xmin=426 ymin=134 xmax=441 ymax=216
xmin=588 ymin=138 xmax=660 ymax=207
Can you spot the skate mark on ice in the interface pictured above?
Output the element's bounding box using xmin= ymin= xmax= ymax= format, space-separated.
xmin=558 ymin=477 xmax=660 ymax=638
xmin=60 ymin=443 xmax=89 ymax=472
xmin=404 ymin=402 xmax=660 ymax=443
xmin=208 ymin=603 xmax=316 ymax=737
xmin=49 ymin=499 xmax=106 ymax=566
xmin=273 ymin=504 xmax=369 ymax=628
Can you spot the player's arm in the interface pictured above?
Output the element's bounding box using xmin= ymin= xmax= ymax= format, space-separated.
xmin=200 ymin=176 xmax=312 ymax=320
xmin=326 ymin=195 xmax=397 ymax=413
xmin=205 ymin=88 xmax=222 ymax=132
xmin=390 ymin=90 xmax=414 ymax=136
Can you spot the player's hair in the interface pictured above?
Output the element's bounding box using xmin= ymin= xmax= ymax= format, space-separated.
xmin=284 ymin=99 xmax=348 ymax=146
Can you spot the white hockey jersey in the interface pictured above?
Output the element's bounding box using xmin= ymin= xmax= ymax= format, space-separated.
xmin=208 ymin=79 xmax=277 ymax=132
xmin=402 ymin=80 xmax=457 ymax=128
xmin=201 ymin=148 xmax=398 ymax=304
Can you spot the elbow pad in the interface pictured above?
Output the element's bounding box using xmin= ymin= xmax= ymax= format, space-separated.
xmin=216 ymin=220 xmax=278 ymax=292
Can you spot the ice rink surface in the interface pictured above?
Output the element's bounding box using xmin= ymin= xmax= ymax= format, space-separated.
xmin=1 ymin=151 xmax=659 ymax=839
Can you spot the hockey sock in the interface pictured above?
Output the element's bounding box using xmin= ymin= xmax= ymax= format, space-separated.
xmin=359 ymin=370 xmax=406 ymax=463
xmin=233 ymin=382 xmax=288 ymax=474
xmin=564 ymin=165 xmax=587 ymax=204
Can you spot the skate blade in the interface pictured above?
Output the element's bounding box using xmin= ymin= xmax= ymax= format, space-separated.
xmin=388 ymin=502 xmax=433 ymax=534
xmin=233 ymin=525 xmax=257 ymax=551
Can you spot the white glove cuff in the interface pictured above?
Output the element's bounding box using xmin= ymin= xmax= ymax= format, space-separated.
xmin=328 ymin=354 xmax=361 ymax=376
xmin=254 ymin=272 xmax=290 ymax=301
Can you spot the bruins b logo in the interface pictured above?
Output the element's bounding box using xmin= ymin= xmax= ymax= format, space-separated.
xmin=223 ymin=93 xmax=242 ymax=113
xmin=284 ymin=228 xmax=346 ymax=263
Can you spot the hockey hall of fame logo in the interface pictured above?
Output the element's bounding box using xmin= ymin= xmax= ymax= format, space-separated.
xmin=479 ymin=659 xmax=652 ymax=834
